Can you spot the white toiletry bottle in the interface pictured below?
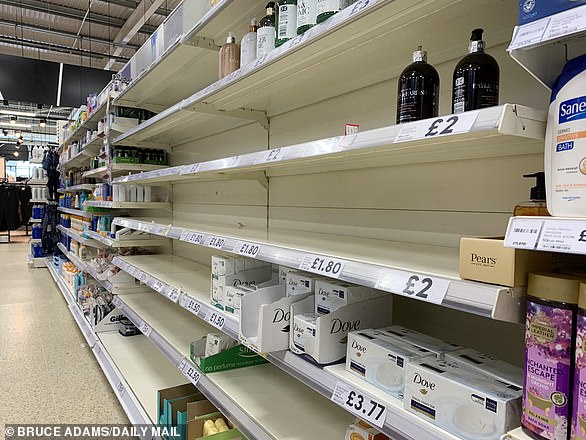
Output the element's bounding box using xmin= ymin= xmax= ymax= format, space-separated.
xmin=240 ymin=19 xmax=258 ymax=67
xmin=257 ymin=2 xmax=276 ymax=59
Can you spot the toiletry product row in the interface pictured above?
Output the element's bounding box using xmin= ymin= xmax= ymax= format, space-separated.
xmin=59 ymin=192 xmax=91 ymax=210
xmin=31 ymin=204 xmax=45 ymax=220
xmin=62 ymin=169 xmax=96 ymax=188
xmin=220 ymin=1 xmax=359 ymax=79
xmin=31 ymin=167 xmax=46 ymax=180
xmin=111 ymin=146 xmax=167 ymax=165
xmin=29 ymin=145 xmax=47 ymax=161
xmin=396 ymin=29 xmax=499 ymax=124
xmin=31 ymin=187 xmax=48 ymax=201
xmin=103 ymin=183 xmax=153 ymax=203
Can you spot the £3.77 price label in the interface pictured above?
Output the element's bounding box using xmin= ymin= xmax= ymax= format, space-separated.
xmin=207 ymin=311 xmax=226 ymax=330
xmin=331 ymin=381 xmax=387 ymax=428
xmin=394 ymin=111 xmax=479 ymax=143
xmin=299 ymin=254 xmax=345 ymax=279
xmin=375 ymin=270 xmax=450 ymax=305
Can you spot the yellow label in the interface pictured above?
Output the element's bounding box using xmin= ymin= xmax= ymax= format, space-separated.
xmin=525 ymin=408 xmax=557 ymax=426
xmin=530 ymin=315 xmax=557 ymax=343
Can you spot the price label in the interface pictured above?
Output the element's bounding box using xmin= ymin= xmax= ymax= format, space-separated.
xmin=181 ymin=163 xmax=200 ymax=174
xmin=224 ymin=156 xmax=241 ymax=168
xmin=207 ymin=311 xmax=226 ymax=330
xmin=299 ymin=254 xmax=345 ymax=279
xmin=166 ymin=228 xmax=182 ymax=239
xmin=180 ymin=230 xmax=206 ymax=245
xmin=152 ymin=280 xmax=165 ymax=293
xmin=138 ymin=272 xmax=148 ymax=283
xmin=152 ymin=224 xmax=167 ymax=235
xmin=117 ymin=381 xmax=126 ymax=398
xmin=394 ymin=111 xmax=479 ymax=143
xmin=206 ymin=236 xmax=225 ymax=250
xmin=536 ymin=221 xmax=586 ymax=254
xmin=165 ymin=286 xmax=180 ymax=302
xmin=254 ymin=148 xmax=284 ymax=164
xmin=509 ymin=19 xmax=550 ymax=49
xmin=504 ymin=218 xmax=543 ymax=250
xmin=182 ymin=297 xmax=202 ymax=315
xmin=331 ymin=381 xmax=386 ymax=428
xmin=112 ymin=296 xmax=122 ymax=308
xmin=95 ymin=345 xmax=102 ymax=356
xmin=375 ymin=271 xmax=450 ymax=305
xmin=178 ymin=358 xmax=201 ymax=385
xmin=235 ymin=241 xmax=261 ymax=258
xmin=140 ymin=322 xmax=152 ymax=337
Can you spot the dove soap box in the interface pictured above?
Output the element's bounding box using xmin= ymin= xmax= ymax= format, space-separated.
xmin=286 ymin=271 xmax=320 ymax=296
xmin=292 ymin=313 xmax=318 ymax=353
xmin=404 ymin=356 xmax=522 ymax=439
xmin=445 ymin=348 xmax=523 ymax=388
xmin=377 ymin=325 xmax=461 ymax=357
xmin=346 ymin=329 xmax=431 ymax=400
xmin=315 ymin=279 xmax=381 ymax=314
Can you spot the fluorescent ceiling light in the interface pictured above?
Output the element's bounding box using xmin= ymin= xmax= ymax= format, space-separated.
xmin=0 ymin=109 xmax=36 ymax=117
xmin=0 ymin=123 xmax=32 ymax=128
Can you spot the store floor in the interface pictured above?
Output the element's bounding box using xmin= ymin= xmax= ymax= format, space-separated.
xmin=0 ymin=242 xmax=128 ymax=429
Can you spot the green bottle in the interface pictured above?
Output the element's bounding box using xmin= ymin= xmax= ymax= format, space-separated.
xmin=276 ymin=0 xmax=298 ymax=47
xmin=316 ymin=0 xmax=352 ymax=24
xmin=297 ymin=0 xmax=317 ymax=34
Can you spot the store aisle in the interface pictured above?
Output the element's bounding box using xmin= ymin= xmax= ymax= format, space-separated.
xmin=0 ymin=243 xmax=128 ymax=427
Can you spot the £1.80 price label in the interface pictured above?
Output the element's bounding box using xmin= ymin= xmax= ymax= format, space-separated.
xmin=206 ymin=236 xmax=225 ymax=250
xmin=235 ymin=241 xmax=261 ymax=258
xmin=299 ymin=254 xmax=345 ymax=279
xmin=180 ymin=230 xmax=205 ymax=245
xmin=375 ymin=270 xmax=450 ymax=305
xmin=207 ymin=311 xmax=226 ymax=330
xmin=331 ymin=381 xmax=387 ymax=428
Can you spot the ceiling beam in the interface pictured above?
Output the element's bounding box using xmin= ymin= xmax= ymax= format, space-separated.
xmin=0 ymin=19 xmax=140 ymax=50
xmin=104 ymin=0 xmax=165 ymax=70
xmin=102 ymin=0 xmax=171 ymax=16
xmin=0 ymin=0 xmax=157 ymax=34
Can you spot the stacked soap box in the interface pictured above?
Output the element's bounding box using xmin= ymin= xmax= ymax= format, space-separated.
xmin=345 ymin=325 xmax=523 ymax=439
xmin=210 ymin=255 xmax=274 ymax=311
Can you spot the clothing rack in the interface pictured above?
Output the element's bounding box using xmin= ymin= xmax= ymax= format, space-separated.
xmin=0 ymin=180 xmax=33 ymax=243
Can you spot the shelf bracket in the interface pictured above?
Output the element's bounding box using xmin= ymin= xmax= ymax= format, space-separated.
xmin=217 ymin=170 xmax=269 ymax=189
xmin=183 ymin=36 xmax=220 ymax=51
xmin=190 ymin=102 xmax=270 ymax=130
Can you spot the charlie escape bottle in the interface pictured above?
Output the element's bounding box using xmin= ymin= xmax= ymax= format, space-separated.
xmin=257 ymin=2 xmax=276 ymax=59
xmin=276 ymin=0 xmax=298 ymax=47
xmin=396 ymin=46 xmax=439 ymax=124
xmin=452 ymin=28 xmax=500 ymax=114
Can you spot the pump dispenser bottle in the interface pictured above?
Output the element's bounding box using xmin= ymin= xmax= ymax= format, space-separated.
xmin=218 ymin=32 xmax=240 ymax=79
xmin=452 ymin=28 xmax=500 ymax=114
xmin=257 ymin=2 xmax=276 ymax=59
xmin=240 ymin=19 xmax=258 ymax=67
xmin=514 ymin=172 xmax=550 ymax=216
xmin=396 ymin=46 xmax=439 ymax=124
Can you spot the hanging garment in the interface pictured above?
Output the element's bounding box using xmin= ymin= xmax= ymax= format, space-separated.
xmin=43 ymin=149 xmax=60 ymax=201
xmin=0 ymin=185 xmax=22 ymax=231
xmin=41 ymin=203 xmax=59 ymax=254
xmin=17 ymin=185 xmax=32 ymax=227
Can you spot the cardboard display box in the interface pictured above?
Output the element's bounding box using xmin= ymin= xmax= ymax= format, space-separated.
xmin=190 ymin=337 xmax=267 ymax=373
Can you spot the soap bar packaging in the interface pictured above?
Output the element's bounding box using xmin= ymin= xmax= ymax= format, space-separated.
xmin=445 ymin=348 xmax=523 ymax=388
xmin=345 ymin=419 xmax=389 ymax=440
xmin=346 ymin=329 xmax=430 ymax=400
xmin=204 ymin=333 xmax=238 ymax=357
xmin=292 ymin=313 xmax=319 ymax=353
xmin=404 ymin=356 xmax=522 ymax=439
xmin=315 ymin=280 xmax=381 ymax=314
xmin=286 ymin=271 xmax=319 ymax=296
xmin=518 ymin=0 xmax=586 ymax=25
xmin=279 ymin=266 xmax=297 ymax=284
xmin=224 ymin=277 xmax=279 ymax=316
xmin=211 ymin=266 xmax=273 ymax=310
xmin=376 ymin=325 xmax=461 ymax=356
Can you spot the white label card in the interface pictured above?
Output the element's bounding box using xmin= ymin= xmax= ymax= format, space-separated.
xmin=112 ymin=296 xmax=122 ymax=307
xmin=504 ymin=218 xmax=544 ymax=250
xmin=331 ymin=381 xmax=387 ymax=428
xmin=165 ymin=286 xmax=180 ymax=302
xmin=182 ymin=297 xmax=202 ymax=316
xmin=178 ymin=358 xmax=201 ymax=385
xmin=509 ymin=19 xmax=550 ymax=50
xmin=152 ymin=279 xmax=165 ymax=293
xmin=181 ymin=163 xmax=200 ymax=174
xmin=140 ymin=322 xmax=152 ymax=337
xmin=254 ymin=148 xmax=284 ymax=164
xmin=234 ymin=241 xmax=261 ymax=258
xmin=299 ymin=254 xmax=345 ymax=279
xmin=536 ymin=221 xmax=586 ymax=254
xmin=180 ymin=231 xmax=206 ymax=245
xmin=375 ymin=270 xmax=450 ymax=305
xmin=207 ymin=310 xmax=226 ymax=330
xmin=117 ymin=381 xmax=126 ymax=398
xmin=206 ymin=236 xmax=225 ymax=250
xmin=394 ymin=111 xmax=479 ymax=143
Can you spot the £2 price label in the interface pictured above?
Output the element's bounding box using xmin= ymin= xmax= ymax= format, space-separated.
xmin=235 ymin=241 xmax=261 ymax=258
xmin=207 ymin=311 xmax=226 ymax=330
xmin=299 ymin=254 xmax=345 ymax=279
xmin=331 ymin=381 xmax=387 ymax=428
xmin=375 ymin=271 xmax=450 ymax=305
xmin=394 ymin=111 xmax=479 ymax=143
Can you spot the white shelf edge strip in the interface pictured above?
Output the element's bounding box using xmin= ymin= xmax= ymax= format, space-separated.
xmin=112 ymin=218 xmax=523 ymax=322
xmin=57 ymin=206 xmax=94 ymax=218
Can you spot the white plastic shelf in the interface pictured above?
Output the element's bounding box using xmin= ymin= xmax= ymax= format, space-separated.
xmin=504 ymin=216 xmax=586 ymax=255
xmin=57 ymin=206 xmax=95 ymax=218
xmin=82 ymin=166 xmax=109 ymax=179
xmin=29 ymin=217 xmax=42 ymax=223
xmin=114 ymin=0 xmax=264 ymax=112
xmin=113 ymin=0 xmax=518 ymax=147
xmin=27 ymin=254 xmax=46 ymax=268
xmin=57 ymin=242 xmax=114 ymax=292
xmin=113 ymin=218 xmax=525 ymax=323
xmin=57 ymin=225 xmax=105 ymax=248
xmin=112 ymin=254 xmax=238 ymax=339
xmin=113 ymin=105 xmax=545 ymax=186
xmin=84 ymin=200 xmax=170 ymax=209
xmin=29 ymin=157 xmax=43 ymax=164
xmin=113 ymin=291 xmax=354 ymax=440
xmin=28 ymin=179 xmax=48 ymax=186
xmin=58 ymin=184 xmax=96 ymax=193
xmin=46 ymin=258 xmax=74 ymax=306
xmin=84 ymin=229 xmax=169 ymax=248
xmin=62 ymin=98 xmax=109 ymax=147
xmin=83 ymin=163 xmax=170 ymax=180
xmin=30 ymin=199 xmax=48 ymax=204
xmin=508 ymin=4 xmax=586 ymax=89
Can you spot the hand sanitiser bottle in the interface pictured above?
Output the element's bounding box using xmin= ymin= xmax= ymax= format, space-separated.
xmin=514 ymin=172 xmax=550 ymax=216
xmin=276 ymin=0 xmax=297 ymax=47
xmin=396 ymin=46 xmax=439 ymax=124
xmin=240 ymin=19 xmax=258 ymax=67
xmin=218 ymin=32 xmax=240 ymax=79
xmin=452 ymin=28 xmax=500 ymax=114
xmin=257 ymin=2 xmax=276 ymax=59
xmin=545 ymin=54 xmax=586 ymax=218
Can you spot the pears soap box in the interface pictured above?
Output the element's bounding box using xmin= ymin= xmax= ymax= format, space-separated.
xmin=404 ymin=356 xmax=522 ymax=439
xmin=346 ymin=329 xmax=431 ymax=400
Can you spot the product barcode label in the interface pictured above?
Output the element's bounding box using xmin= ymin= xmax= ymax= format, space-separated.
xmin=504 ymin=218 xmax=543 ymax=250
xmin=509 ymin=19 xmax=550 ymax=49
xmin=513 ymin=228 xmax=539 ymax=234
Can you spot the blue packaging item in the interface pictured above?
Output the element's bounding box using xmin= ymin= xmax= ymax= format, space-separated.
xmin=31 ymin=242 xmax=43 ymax=258
xmin=519 ymin=0 xmax=586 ymax=24
xmin=32 ymin=224 xmax=42 ymax=239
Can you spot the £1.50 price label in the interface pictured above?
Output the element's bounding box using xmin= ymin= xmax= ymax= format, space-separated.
xmin=178 ymin=358 xmax=201 ymax=385
xmin=235 ymin=241 xmax=261 ymax=258
xmin=375 ymin=270 xmax=450 ymax=305
xmin=394 ymin=111 xmax=479 ymax=143
xmin=182 ymin=297 xmax=202 ymax=316
xmin=331 ymin=381 xmax=387 ymax=428
xmin=207 ymin=311 xmax=226 ymax=330
xmin=299 ymin=254 xmax=345 ymax=279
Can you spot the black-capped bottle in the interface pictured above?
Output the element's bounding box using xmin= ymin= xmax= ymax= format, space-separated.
xmin=452 ymin=28 xmax=500 ymax=114
xmin=396 ymin=46 xmax=439 ymax=124
xmin=257 ymin=2 xmax=276 ymax=59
